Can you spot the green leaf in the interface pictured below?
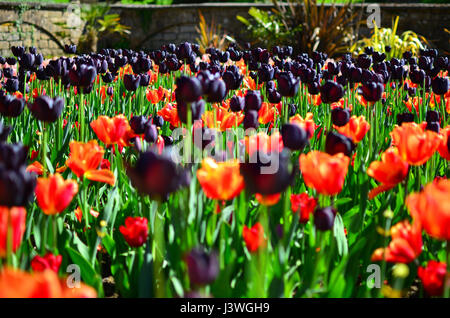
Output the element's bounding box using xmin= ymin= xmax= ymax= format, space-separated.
xmin=333 ymin=213 xmax=348 ymax=256
xmin=66 ymin=247 xmax=102 ymax=290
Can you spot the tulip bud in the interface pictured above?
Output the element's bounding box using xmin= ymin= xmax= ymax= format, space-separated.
xmin=185 ymin=248 xmax=219 ymax=286
xmin=426 ymin=121 xmax=440 ymax=133
xmin=130 ymin=115 xmax=148 ymax=134
xmin=314 ymin=206 xmax=337 ymax=231
xmin=431 ymin=76 xmax=449 ymax=96
xmin=320 ymin=81 xmax=344 ymax=104
xmin=144 ymin=123 xmax=158 ymax=143
xmin=281 ymin=123 xmax=307 ymax=151
xmin=28 ymin=95 xmax=64 ymax=122
xmin=229 ymin=95 xmax=244 ymax=112
xmin=325 ymin=131 xmax=354 ymax=157
xmin=243 ymin=110 xmax=259 ymax=130
xmin=426 ymin=110 xmax=440 ymax=123
xmin=244 ymin=90 xmax=262 ymax=112
xmin=123 ymin=74 xmax=141 ymax=92
xmin=331 ymin=107 xmax=350 ymax=127
xmin=396 ymin=112 xmax=415 ymax=126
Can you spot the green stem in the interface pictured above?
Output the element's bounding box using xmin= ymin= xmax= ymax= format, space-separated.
xmin=41 ymin=122 xmax=48 ymax=177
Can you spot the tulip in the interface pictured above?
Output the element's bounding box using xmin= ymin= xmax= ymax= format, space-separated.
xmin=35 ymin=174 xmax=78 ymax=216
xmin=0 ymin=95 xmax=24 ymax=118
xmin=0 ymin=267 xmax=97 ymax=298
xmin=281 ymin=123 xmax=308 ymax=151
xmin=299 ymin=151 xmax=349 ymax=196
xmin=314 ymin=206 xmax=337 ymax=231
xmin=244 ymin=90 xmax=262 ymax=112
xmin=65 ymin=140 xmax=115 ymax=186
xmin=175 ymin=76 xmax=203 ymax=103
xmin=371 ymin=220 xmax=422 ymax=264
xmin=240 ymin=149 xmax=295 ymax=195
xmin=418 ymin=261 xmax=447 ymax=296
xmin=406 ymin=179 xmax=450 ymax=240
xmin=185 ymin=248 xmax=219 ymax=286
xmin=205 ymin=79 xmax=227 ymax=103
xmin=437 ymin=126 xmax=450 ymax=160
xmin=325 ymin=131 xmax=354 ymax=156
xmin=431 ymin=76 xmax=449 ymax=96
xmin=144 ymin=123 xmax=158 ymax=143
xmin=197 ymin=158 xmax=244 ymax=201
xmin=390 ymin=122 xmax=440 ymax=166
xmin=123 ymin=74 xmax=140 ymax=92
xmin=331 ymin=107 xmax=350 ymax=127
xmin=28 ymin=95 xmax=64 ymax=123
xmin=129 ymin=115 xmax=148 ymax=134
xmin=90 ymin=115 xmax=134 ymax=147
xmin=126 ymin=151 xmax=189 ymax=201
xmin=367 ymin=147 xmax=409 ymax=199
xmin=360 ymin=81 xmax=384 ymax=102
xmin=277 ymin=72 xmax=299 ymax=97
xmin=31 ymin=252 xmax=62 ymax=273
xmin=4 ymin=78 xmax=19 ymax=93
xmin=119 ymin=216 xmax=149 ymax=247
xmin=335 ymin=115 xmax=370 ymax=143
xmin=290 ymin=113 xmax=316 ymax=139
xmin=396 ymin=112 xmax=415 ymax=126
xmin=243 ymin=110 xmax=259 ymax=130
xmin=0 ymin=165 xmax=36 ymax=207
xmin=0 ymin=142 xmax=27 ymax=170
xmin=0 ymin=207 xmax=26 ymax=258
xmin=243 ymin=223 xmax=266 ymax=253
xmin=320 ymin=81 xmax=344 ymax=104
xmin=176 ymin=99 xmax=205 ymax=124
xmin=290 ymin=193 xmax=317 ymax=224
xmin=229 ymin=95 xmax=244 ymax=113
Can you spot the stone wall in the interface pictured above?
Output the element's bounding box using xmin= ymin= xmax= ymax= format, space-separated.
xmin=0 ymin=2 xmax=449 ymax=57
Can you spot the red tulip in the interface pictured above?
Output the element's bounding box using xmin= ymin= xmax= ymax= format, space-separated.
xmin=31 ymin=252 xmax=62 ymax=273
xmin=119 ymin=217 xmax=149 ymax=247
xmin=243 ymin=223 xmax=266 ymax=253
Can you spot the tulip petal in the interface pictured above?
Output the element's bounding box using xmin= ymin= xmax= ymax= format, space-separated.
xmin=85 ymin=169 xmax=115 ymax=186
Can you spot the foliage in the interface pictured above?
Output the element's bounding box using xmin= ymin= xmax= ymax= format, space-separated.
xmin=195 ymin=11 xmax=234 ymax=54
xmin=350 ymin=16 xmax=429 ymax=59
xmin=236 ymin=7 xmax=302 ymax=50
xmin=238 ymin=0 xmax=360 ymax=56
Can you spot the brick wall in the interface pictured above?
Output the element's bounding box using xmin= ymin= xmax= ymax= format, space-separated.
xmin=0 ymin=2 xmax=449 ymax=57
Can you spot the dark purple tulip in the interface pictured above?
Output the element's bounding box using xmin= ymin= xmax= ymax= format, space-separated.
xmin=396 ymin=112 xmax=415 ymax=126
xmin=325 ymin=131 xmax=354 ymax=157
xmin=34 ymin=53 xmax=44 ymax=67
xmin=240 ymin=149 xmax=296 ymax=195
xmin=177 ymin=99 xmax=205 ymax=124
xmin=364 ymin=46 xmax=374 ymax=55
xmin=144 ymin=123 xmax=158 ymax=143
xmin=166 ymin=56 xmax=180 ymax=71
xmin=0 ymin=123 xmax=11 ymax=143
xmin=206 ymin=79 xmax=226 ymax=103
xmin=258 ymin=64 xmax=274 ymax=82
xmin=19 ymin=53 xmax=35 ymax=70
xmin=175 ymin=76 xmax=203 ymax=103
xmin=356 ymin=54 xmax=372 ymax=69
xmin=64 ymin=44 xmax=76 ymax=54
xmin=11 ymin=46 xmax=25 ymax=58
xmin=176 ymin=42 xmax=192 ymax=60
xmin=267 ymin=89 xmax=281 ymax=104
xmin=185 ymin=248 xmax=219 ymax=286
xmin=403 ymin=51 xmax=413 ymax=59
xmin=222 ymin=69 xmax=243 ymax=91
xmin=281 ymin=123 xmax=308 ymax=151
xmin=408 ymin=86 xmax=416 ymax=97
xmin=6 ymin=57 xmax=16 ymax=66
xmin=102 ymin=72 xmax=114 ymax=83
xmin=243 ymin=110 xmax=259 ymax=130
xmin=107 ymin=86 xmax=114 ymax=96
xmin=123 ymin=74 xmax=141 ymax=92
xmin=426 ymin=110 xmax=439 ymax=123
xmin=80 ymin=65 xmax=97 ymax=87
xmin=426 ymin=121 xmax=440 ymax=133
xmin=0 ymin=95 xmax=25 ymax=117
xmin=5 ymin=78 xmax=19 ymax=93
xmin=277 ymin=72 xmax=299 ymax=97
xmin=307 ymin=81 xmax=320 ymax=95
xmin=153 ymin=115 xmax=164 ymax=127
xmin=130 ymin=115 xmax=148 ymax=134
xmin=0 ymin=142 xmax=27 ymax=169
xmin=331 ymin=107 xmax=350 ymax=127
xmin=320 ymin=81 xmax=344 ymax=104
xmin=126 ymin=151 xmax=189 ymax=201
xmin=0 ymin=56 xmax=5 ymax=65
xmin=244 ymin=90 xmax=262 ymax=112
xmin=3 ymin=68 xmax=13 ymax=79
xmin=360 ymin=81 xmax=384 ymax=102
xmin=139 ymin=73 xmax=150 ymax=87
xmin=28 ymin=95 xmax=64 ymax=122
xmin=0 ymin=165 xmax=36 ymax=207
xmin=410 ymin=69 xmax=426 ymax=84
xmin=229 ymin=95 xmax=244 ymax=112
xmin=314 ymin=206 xmax=337 ymax=231
xmin=431 ymin=76 xmax=449 ymax=96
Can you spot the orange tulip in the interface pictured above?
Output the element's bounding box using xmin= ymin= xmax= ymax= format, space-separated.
xmin=74 ymin=206 xmax=99 ymax=223
xmin=0 ymin=207 xmax=26 ymax=258
xmin=0 ymin=267 xmax=96 ymax=298
xmin=335 ymin=115 xmax=370 ymax=143
xmin=26 ymin=161 xmax=66 ymax=176
xmin=290 ymin=113 xmax=317 ymax=138
xmin=255 ymin=193 xmax=281 ymax=206
xmin=390 ymin=122 xmax=441 ymax=166
xmin=157 ymin=103 xmax=181 ymax=128
xmin=197 ymin=158 xmax=244 ymax=201
xmin=406 ymin=179 xmax=450 ymax=240
xmin=371 ymin=220 xmax=422 ymax=264
xmin=244 ymin=131 xmax=283 ymax=157
xmin=35 ymin=174 xmax=78 ymax=216
xmin=65 ymin=140 xmax=115 ymax=185
xmin=367 ymin=147 xmax=409 ymax=199
xmin=90 ymin=114 xmax=134 ymax=147
xmin=299 ymin=151 xmax=350 ymax=195
xmin=258 ymin=102 xmax=278 ymax=124
xmin=438 ymin=126 xmax=450 ymax=160
xmin=146 ymin=86 xmax=170 ymax=104
xmin=202 ymin=106 xmax=244 ymax=131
